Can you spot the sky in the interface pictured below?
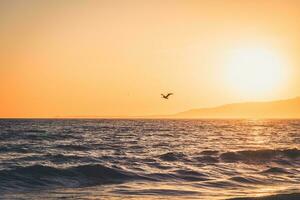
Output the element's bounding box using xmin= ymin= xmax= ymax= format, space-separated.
xmin=1 ymin=0 xmax=300 ymax=118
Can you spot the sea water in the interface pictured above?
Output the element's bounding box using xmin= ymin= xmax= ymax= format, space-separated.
xmin=0 ymin=119 xmax=299 ymax=199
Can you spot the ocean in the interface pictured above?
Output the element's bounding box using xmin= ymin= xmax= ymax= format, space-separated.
xmin=0 ymin=119 xmax=299 ymax=199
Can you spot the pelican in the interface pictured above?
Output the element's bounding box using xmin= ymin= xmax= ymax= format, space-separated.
xmin=161 ymin=93 xmax=173 ymax=99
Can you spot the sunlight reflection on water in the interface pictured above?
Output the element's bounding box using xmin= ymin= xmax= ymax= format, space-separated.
xmin=0 ymin=119 xmax=299 ymax=199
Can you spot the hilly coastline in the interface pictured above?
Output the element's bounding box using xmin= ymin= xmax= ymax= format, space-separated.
xmin=170 ymin=97 xmax=300 ymax=119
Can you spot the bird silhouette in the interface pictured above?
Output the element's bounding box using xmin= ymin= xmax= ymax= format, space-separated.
xmin=161 ymin=93 xmax=173 ymax=99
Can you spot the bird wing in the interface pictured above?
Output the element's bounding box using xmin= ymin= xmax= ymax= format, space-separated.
xmin=166 ymin=93 xmax=173 ymax=97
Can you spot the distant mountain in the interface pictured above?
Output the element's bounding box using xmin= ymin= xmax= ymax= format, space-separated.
xmin=171 ymin=97 xmax=300 ymax=119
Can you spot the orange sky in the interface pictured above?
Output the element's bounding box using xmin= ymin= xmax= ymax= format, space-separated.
xmin=1 ymin=0 xmax=300 ymax=118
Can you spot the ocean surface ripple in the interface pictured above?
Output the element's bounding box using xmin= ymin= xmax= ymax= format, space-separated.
xmin=0 ymin=119 xmax=299 ymax=199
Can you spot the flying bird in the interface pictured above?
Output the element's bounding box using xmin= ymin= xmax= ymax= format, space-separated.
xmin=161 ymin=93 xmax=173 ymax=99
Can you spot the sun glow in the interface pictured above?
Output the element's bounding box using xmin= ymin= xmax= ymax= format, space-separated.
xmin=225 ymin=47 xmax=288 ymax=98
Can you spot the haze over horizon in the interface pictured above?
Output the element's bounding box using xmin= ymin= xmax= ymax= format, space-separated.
xmin=1 ymin=1 xmax=300 ymax=118
xmin=6 ymin=96 xmax=299 ymax=119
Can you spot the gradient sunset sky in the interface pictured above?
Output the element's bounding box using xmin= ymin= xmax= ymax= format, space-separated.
xmin=1 ymin=0 xmax=300 ymax=118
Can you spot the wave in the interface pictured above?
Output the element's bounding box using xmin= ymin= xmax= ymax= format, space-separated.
xmin=0 ymin=164 xmax=141 ymax=193
xmin=0 ymin=145 xmax=31 ymax=153
xmin=220 ymin=148 xmax=300 ymax=163
xmin=55 ymin=144 xmax=91 ymax=151
xmin=0 ymin=162 xmax=213 ymax=193
xmin=8 ymin=153 xmax=99 ymax=164
xmin=195 ymin=155 xmax=219 ymax=163
xmin=0 ymin=129 xmax=81 ymax=141
xmin=159 ymin=152 xmax=187 ymax=161
xmin=261 ymin=167 xmax=292 ymax=174
xmin=158 ymin=148 xmax=300 ymax=165
xmin=229 ymin=176 xmax=263 ymax=184
xmin=114 ymin=188 xmax=200 ymax=196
